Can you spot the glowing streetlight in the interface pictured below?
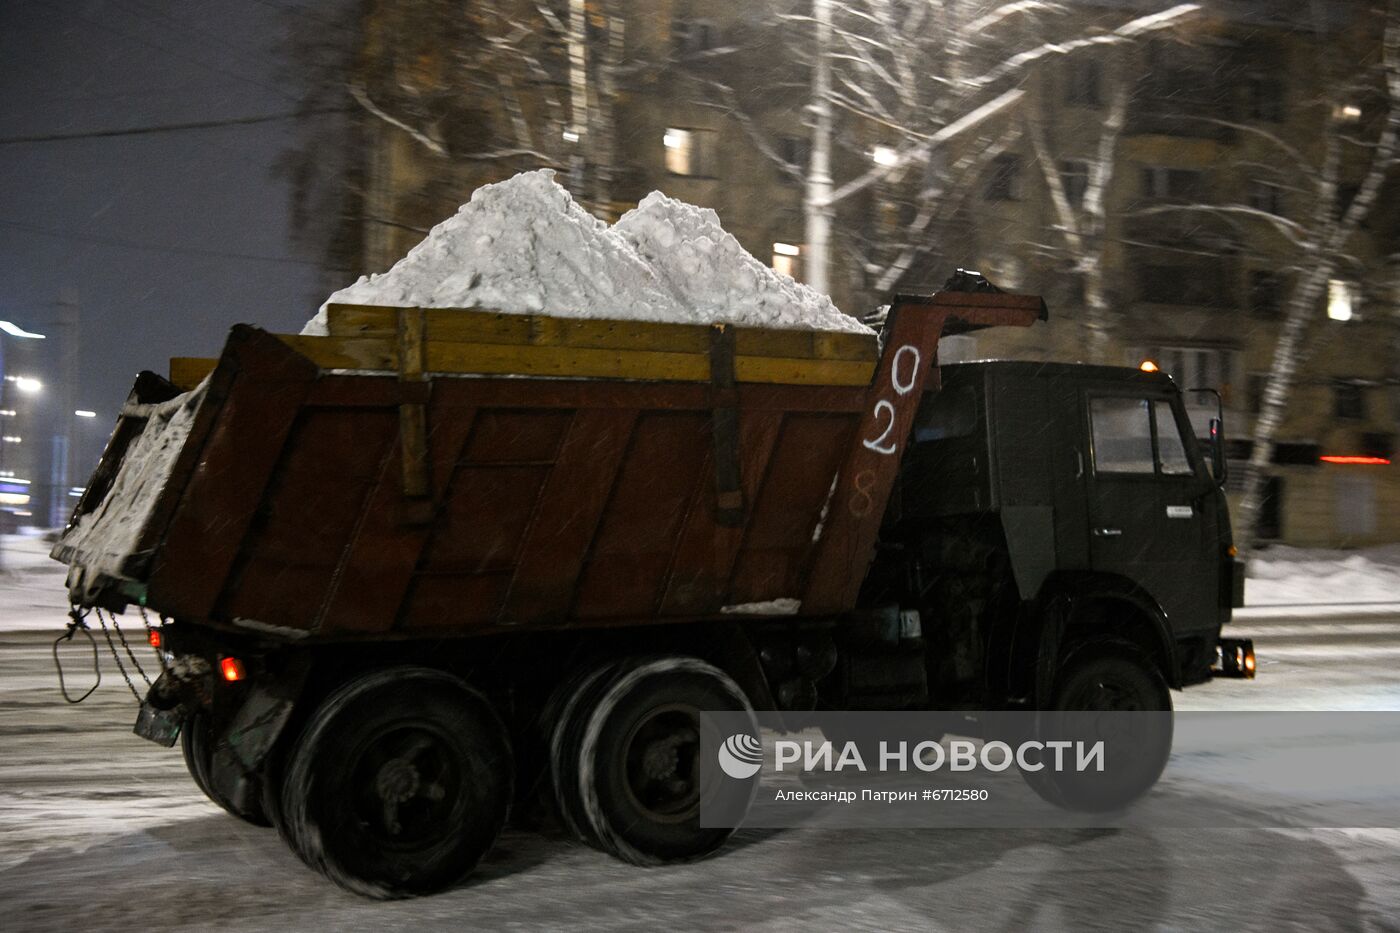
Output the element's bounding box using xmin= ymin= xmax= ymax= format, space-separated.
xmin=0 ymin=321 xmax=45 ymax=340
xmin=11 ymin=376 xmax=41 ymax=395
xmin=75 ymin=410 xmax=97 ymax=418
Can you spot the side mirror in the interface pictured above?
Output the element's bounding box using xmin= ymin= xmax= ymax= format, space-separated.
xmin=1190 ymin=387 xmax=1227 ymax=488
xmin=1208 ymin=416 xmax=1227 ymax=487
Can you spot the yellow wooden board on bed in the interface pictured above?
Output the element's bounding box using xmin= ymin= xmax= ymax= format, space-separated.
xmin=168 ymin=306 xmax=878 ymax=391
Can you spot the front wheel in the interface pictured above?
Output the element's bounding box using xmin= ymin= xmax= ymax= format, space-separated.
xmin=279 ymin=668 xmax=513 ymax=899
xmin=1021 ymin=643 xmax=1173 ymax=812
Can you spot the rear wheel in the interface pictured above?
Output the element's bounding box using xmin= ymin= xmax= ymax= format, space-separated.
xmin=1021 ymin=643 xmax=1173 ymax=812
xmin=548 ymin=661 xmax=625 ymax=844
xmin=554 ymin=657 xmax=758 ymax=865
xmin=279 ymin=667 xmax=513 ymax=899
xmin=181 ymin=709 xmax=271 ymax=826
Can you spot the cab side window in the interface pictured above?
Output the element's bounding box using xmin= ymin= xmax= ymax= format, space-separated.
xmin=1090 ymin=397 xmax=1155 ymax=473
xmin=1090 ymin=396 xmax=1197 ymax=477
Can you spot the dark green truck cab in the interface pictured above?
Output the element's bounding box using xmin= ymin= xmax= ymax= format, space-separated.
xmin=861 ymin=359 xmax=1248 ymax=710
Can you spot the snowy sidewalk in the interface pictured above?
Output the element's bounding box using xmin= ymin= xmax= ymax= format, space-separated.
xmin=1242 ymin=544 xmax=1400 ymax=619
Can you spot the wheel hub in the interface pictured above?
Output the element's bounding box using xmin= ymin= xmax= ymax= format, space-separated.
xmin=376 ymin=757 xmax=422 ymax=803
xmin=621 ymin=705 xmax=701 ymax=822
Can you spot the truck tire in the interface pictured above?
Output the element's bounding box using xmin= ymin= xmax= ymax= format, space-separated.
xmin=547 ymin=661 xmax=624 ymax=844
xmin=279 ymin=667 xmax=513 ymax=899
xmin=1020 ymin=643 xmax=1173 ymax=812
xmin=557 ymin=657 xmax=759 ymax=865
xmin=181 ymin=709 xmax=272 ymax=827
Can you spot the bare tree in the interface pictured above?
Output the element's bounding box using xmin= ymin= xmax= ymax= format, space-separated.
xmin=688 ymin=1 xmax=1199 ymax=303
xmin=1023 ymin=47 xmax=1131 ymax=363
xmin=1126 ymin=1 xmax=1400 ymax=552
xmin=283 ymin=0 xmax=630 ymax=278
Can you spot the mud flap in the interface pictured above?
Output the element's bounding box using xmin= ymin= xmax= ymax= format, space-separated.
xmin=207 ymin=662 xmax=310 ymax=813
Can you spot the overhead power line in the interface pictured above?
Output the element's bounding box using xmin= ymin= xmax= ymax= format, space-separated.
xmin=0 ymin=108 xmax=352 ymax=146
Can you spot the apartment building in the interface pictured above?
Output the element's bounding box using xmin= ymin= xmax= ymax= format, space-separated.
xmin=332 ymin=0 xmax=1399 ymax=546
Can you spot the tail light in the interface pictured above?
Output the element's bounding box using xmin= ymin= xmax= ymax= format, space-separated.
xmin=219 ymin=656 xmax=247 ymax=682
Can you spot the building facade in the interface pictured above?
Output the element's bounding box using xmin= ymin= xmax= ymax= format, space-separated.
xmin=326 ymin=0 xmax=1400 ymax=548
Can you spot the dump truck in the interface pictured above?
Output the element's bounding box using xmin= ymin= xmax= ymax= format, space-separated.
xmin=52 ymin=280 xmax=1249 ymax=898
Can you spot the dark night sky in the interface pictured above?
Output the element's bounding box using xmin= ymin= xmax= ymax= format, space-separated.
xmin=0 ymin=0 xmax=350 ymax=478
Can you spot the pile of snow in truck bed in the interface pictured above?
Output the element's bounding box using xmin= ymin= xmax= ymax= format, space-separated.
xmin=59 ymin=380 xmax=208 ymax=581
xmin=303 ymin=169 xmax=869 ymax=336
xmin=614 ymin=191 xmax=859 ymax=333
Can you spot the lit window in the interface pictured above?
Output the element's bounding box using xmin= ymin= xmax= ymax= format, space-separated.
xmin=871 ymin=145 xmax=899 ymax=167
xmin=772 ymin=242 xmax=802 ymax=280
xmin=1328 ymin=279 xmax=1359 ymax=321
xmin=664 ymin=127 xmax=718 ymax=177
xmin=1334 ymin=103 xmax=1362 ymax=122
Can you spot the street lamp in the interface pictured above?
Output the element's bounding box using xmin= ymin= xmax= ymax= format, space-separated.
xmin=0 ymin=321 xmax=45 ymax=340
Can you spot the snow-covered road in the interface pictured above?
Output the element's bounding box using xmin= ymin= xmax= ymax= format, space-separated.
xmin=3 ymin=533 xmax=1400 ymax=931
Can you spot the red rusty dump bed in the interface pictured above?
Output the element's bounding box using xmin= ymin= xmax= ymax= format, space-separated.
xmin=55 ymin=292 xmax=1042 ymax=640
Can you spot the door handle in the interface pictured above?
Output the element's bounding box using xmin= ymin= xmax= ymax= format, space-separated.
xmin=1094 ymin=527 xmax=1123 ymax=537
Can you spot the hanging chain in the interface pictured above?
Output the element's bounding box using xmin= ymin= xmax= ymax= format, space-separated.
xmin=53 ymin=606 xmax=101 ymax=704
xmin=110 ymin=607 xmax=152 ymax=687
xmin=95 ymin=608 xmax=145 ymax=702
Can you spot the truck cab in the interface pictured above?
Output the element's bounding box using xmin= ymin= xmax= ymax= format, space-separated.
xmin=867 ymin=360 xmax=1246 ymax=709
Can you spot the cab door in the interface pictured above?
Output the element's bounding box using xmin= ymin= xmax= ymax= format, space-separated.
xmin=1082 ymin=390 xmax=1214 ymax=635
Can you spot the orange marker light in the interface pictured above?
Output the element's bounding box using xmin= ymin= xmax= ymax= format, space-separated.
xmin=147 ymin=629 xmax=161 ymax=649
xmin=220 ymin=657 xmax=246 ymax=682
xmin=1139 ymin=360 xmax=1159 ymax=373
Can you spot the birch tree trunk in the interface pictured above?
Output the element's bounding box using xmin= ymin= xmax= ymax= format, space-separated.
xmin=804 ymin=0 xmax=834 ymax=295
xmin=566 ymin=0 xmax=589 ymax=199
xmin=1235 ymin=267 xmax=1332 ymax=552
